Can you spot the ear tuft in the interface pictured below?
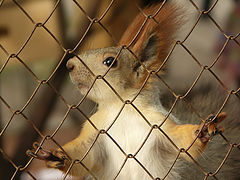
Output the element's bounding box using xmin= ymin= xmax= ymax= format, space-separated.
xmin=119 ymin=2 xmax=184 ymax=72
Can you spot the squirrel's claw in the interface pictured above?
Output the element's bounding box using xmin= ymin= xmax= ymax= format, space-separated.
xmin=196 ymin=112 xmax=226 ymax=143
xmin=26 ymin=142 xmax=67 ymax=169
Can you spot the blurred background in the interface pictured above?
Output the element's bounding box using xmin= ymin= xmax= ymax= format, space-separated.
xmin=0 ymin=0 xmax=239 ymax=179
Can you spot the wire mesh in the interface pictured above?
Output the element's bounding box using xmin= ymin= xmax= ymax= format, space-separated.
xmin=0 ymin=0 xmax=239 ymax=180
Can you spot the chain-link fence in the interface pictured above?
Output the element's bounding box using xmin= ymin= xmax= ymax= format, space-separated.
xmin=0 ymin=0 xmax=240 ymax=180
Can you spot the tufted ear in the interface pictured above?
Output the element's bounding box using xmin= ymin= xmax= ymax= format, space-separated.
xmin=134 ymin=32 xmax=159 ymax=68
xmin=119 ymin=2 xmax=182 ymax=73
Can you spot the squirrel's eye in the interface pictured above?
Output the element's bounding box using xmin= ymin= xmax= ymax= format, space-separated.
xmin=103 ymin=56 xmax=118 ymax=68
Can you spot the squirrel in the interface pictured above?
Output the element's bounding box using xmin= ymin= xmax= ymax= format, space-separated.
xmin=27 ymin=2 xmax=240 ymax=180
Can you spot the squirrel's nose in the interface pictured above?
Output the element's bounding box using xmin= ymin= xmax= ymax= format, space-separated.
xmin=66 ymin=60 xmax=75 ymax=72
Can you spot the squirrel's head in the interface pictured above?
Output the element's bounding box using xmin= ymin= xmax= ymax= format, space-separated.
xmin=67 ymin=3 xmax=181 ymax=104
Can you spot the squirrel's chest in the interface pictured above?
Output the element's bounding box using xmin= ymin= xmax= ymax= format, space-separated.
xmin=106 ymin=108 xmax=152 ymax=152
xmin=92 ymin=107 xmax=178 ymax=179
xmin=100 ymin=110 xmax=160 ymax=179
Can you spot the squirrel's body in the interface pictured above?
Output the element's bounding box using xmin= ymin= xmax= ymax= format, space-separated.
xmin=27 ymin=2 xmax=240 ymax=179
xmin=63 ymin=94 xmax=193 ymax=179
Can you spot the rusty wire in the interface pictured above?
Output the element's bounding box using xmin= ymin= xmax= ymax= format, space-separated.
xmin=0 ymin=0 xmax=240 ymax=180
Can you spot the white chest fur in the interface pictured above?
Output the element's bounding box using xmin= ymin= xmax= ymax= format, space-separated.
xmin=95 ymin=105 xmax=179 ymax=180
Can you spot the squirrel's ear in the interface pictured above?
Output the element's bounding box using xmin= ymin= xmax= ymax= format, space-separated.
xmin=132 ymin=32 xmax=159 ymax=69
xmin=119 ymin=3 xmax=182 ymax=72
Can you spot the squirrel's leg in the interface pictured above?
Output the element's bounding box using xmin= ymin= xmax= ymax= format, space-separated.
xmin=163 ymin=112 xmax=226 ymax=160
xmin=27 ymin=123 xmax=101 ymax=178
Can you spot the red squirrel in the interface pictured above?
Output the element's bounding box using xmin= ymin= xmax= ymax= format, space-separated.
xmin=27 ymin=2 xmax=240 ymax=179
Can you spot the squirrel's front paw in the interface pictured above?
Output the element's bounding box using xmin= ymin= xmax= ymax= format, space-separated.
xmin=195 ymin=112 xmax=226 ymax=143
xmin=26 ymin=142 xmax=67 ymax=169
